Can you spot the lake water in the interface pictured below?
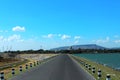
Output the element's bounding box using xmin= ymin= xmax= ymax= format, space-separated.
xmin=74 ymin=53 xmax=120 ymax=70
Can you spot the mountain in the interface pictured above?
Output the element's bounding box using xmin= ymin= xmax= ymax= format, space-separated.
xmin=111 ymin=47 xmax=120 ymax=49
xmin=51 ymin=44 xmax=107 ymax=51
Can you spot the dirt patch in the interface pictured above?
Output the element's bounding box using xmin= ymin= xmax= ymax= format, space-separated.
xmin=0 ymin=58 xmax=19 ymax=66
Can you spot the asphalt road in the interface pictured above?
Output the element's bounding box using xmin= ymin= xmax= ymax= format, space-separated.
xmin=10 ymin=55 xmax=95 ymax=80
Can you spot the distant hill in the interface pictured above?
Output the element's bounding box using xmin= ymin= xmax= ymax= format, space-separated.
xmin=111 ymin=47 xmax=120 ymax=49
xmin=51 ymin=44 xmax=107 ymax=51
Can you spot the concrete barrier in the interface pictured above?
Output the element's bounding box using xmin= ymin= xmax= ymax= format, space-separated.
xmin=12 ymin=68 xmax=15 ymax=76
xmin=88 ymin=64 xmax=91 ymax=70
xmin=98 ymin=69 xmax=102 ymax=79
xmin=30 ymin=63 xmax=32 ymax=67
xmin=34 ymin=62 xmax=36 ymax=66
xmin=0 ymin=72 xmax=4 ymax=80
xmin=84 ymin=63 xmax=86 ymax=66
xmin=85 ymin=64 xmax=88 ymax=68
xmin=106 ymin=74 xmax=111 ymax=80
xmin=37 ymin=61 xmax=39 ymax=65
xmin=0 ymin=55 xmax=58 ymax=79
xmin=92 ymin=67 xmax=95 ymax=74
xmin=19 ymin=66 xmax=22 ymax=72
xmin=26 ymin=64 xmax=28 ymax=69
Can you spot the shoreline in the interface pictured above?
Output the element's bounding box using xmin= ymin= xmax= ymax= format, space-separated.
xmin=71 ymin=54 xmax=120 ymax=80
xmin=74 ymin=53 xmax=120 ymax=70
xmin=97 ymin=62 xmax=120 ymax=72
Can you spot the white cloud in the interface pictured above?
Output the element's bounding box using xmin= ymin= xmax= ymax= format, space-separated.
xmin=0 ymin=35 xmax=41 ymax=51
xmin=0 ymin=34 xmax=23 ymax=42
xmin=12 ymin=26 xmax=25 ymax=32
xmin=7 ymin=34 xmax=21 ymax=41
xmin=74 ymin=40 xmax=79 ymax=44
xmin=47 ymin=34 xmax=53 ymax=38
xmin=74 ymin=36 xmax=81 ymax=39
xmin=74 ymin=36 xmax=81 ymax=44
xmin=114 ymin=40 xmax=120 ymax=43
xmin=106 ymin=37 xmax=110 ymax=41
xmin=42 ymin=34 xmax=72 ymax=40
xmin=42 ymin=34 xmax=54 ymax=38
xmin=93 ymin=37 xmax=110 ymax=43
xmin=61 ymin=35 xmax=71 ymax=40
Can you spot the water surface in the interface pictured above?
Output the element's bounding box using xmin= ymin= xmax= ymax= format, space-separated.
xmin=74 ymin=53 xmax=120 ymax=70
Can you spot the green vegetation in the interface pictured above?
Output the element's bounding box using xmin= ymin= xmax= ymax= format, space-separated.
xmin=5 ymin=60 xmax=30 ymax=80
xmin=71 ymin=55 xmax=120 ymax=80
xmin=2 ymin=48 xmax=120 ymax=55
xmin=3 ymin=54 xmax=57 ymax=80
xmin=0 ymin=59 xmax=28 ymax=70
xmin=4 ymin=49 xmax=56 ymax=54
xmin=0 ymin=57 xmax=29 ymax=79
xmin=56 ymin=49 xmax=120 ymax=53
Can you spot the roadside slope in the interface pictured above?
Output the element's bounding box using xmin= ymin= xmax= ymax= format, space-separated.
xmin=10 ymin=54 xmax=95 ymax=80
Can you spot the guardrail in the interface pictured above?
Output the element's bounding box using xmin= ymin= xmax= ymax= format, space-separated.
xmin=0 ymin=61 xmax=39 ymax=80
xmin=72 ymin=55 xmax=111 ymax=80
xmin=0 ymin=55 xmax=58 ymax=80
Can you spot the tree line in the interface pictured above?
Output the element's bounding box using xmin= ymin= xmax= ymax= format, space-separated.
xmin=3 ymin=48 xmax=120 ymax=54
xmin=1 ymin=48 xmax=120 ymax=60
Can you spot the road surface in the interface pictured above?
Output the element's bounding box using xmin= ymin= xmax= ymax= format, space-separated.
xmin=10 ymin=55 xmax=95 ymax=80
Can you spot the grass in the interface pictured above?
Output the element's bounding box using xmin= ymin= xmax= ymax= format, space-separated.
xmin=71 ymin=55 xmax=120 ymax=80
xmin=0 ymin=54 xmax=58 ymax=80
xmin=6 ymin=62 xmax=37 ymax=80
xmin=1 ymin=59 xmax=30 ymax=80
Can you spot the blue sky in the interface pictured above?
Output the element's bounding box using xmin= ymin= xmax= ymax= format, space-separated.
xmin=0 ymin=0 xmax=120 ymax=51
